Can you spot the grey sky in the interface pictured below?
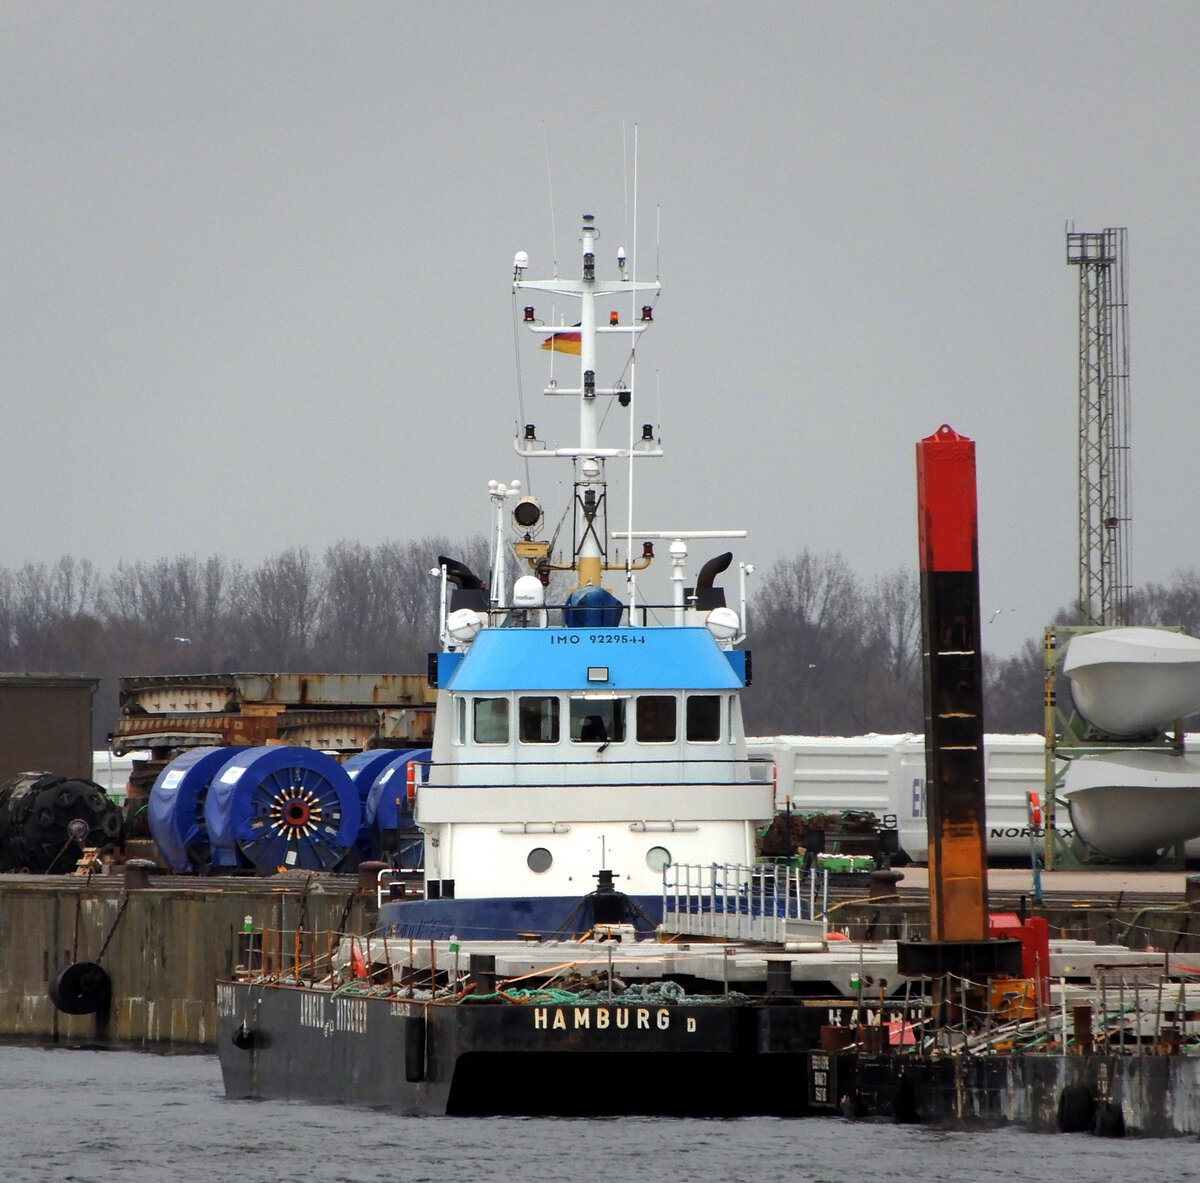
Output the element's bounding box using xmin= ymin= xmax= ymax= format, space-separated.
xmin=4 ymin=2 xmax=1198 ymax=659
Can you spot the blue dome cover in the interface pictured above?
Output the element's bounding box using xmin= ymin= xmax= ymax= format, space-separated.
xmin=563 ymin=585 xmax=623 ymax=628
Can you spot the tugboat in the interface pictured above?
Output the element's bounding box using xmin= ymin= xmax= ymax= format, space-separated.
xmin=380 ymin=212 xmax=773 ymax=939
xmin=216 ymin=211 xmax=813 ymax=1116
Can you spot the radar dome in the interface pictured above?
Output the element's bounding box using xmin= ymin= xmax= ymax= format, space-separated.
xmin=706 ymin=606 xmax=740 ymax=642
xmin=513 ymin=576 xmax=546 ymax=607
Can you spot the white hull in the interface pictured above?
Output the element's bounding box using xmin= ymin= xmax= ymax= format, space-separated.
xmin=1063 ymin=627 xmax=1200 ymax=737
xmin=1064 ymin=750 xmax=1200 ymax=858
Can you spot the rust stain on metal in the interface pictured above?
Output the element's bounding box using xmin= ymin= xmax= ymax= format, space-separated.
xmin=112 ymin=672 xmax=436 ymax=761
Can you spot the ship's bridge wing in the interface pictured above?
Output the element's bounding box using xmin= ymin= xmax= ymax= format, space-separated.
xmin=444 ymin=627 xmax=743 ymax=692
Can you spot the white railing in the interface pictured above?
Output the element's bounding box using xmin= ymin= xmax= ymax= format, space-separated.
xmin=661 ymin=862 xmax=828 ymax=944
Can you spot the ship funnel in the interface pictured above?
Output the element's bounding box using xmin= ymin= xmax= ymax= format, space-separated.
xmin=689 ymin=551 xmax=732 ymax=611
xmin=438 ymin=556 xmax=485 ymax=590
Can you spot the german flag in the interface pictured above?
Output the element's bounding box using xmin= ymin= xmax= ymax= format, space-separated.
xmin=541 ymin=326 xmax=582 ymax=355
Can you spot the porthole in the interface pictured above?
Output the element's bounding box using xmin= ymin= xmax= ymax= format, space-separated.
xmin=527 ymin=847 xmax=553 ymax=873
xmin=646 ymin=845 xmax=672 ymax=873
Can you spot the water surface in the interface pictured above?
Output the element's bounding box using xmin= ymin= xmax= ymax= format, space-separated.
xmin=3 ymin=1045 xmax=1195 ymax=1183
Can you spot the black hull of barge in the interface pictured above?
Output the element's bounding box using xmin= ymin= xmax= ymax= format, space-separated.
xmin=217 ymin=981 xmax=1200 ymax=1131
xmin=216 ymin=980 xmax=824 ymax=1117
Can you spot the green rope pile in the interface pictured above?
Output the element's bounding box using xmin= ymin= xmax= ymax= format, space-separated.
xmin=460 ymin=979 xmax=752 ymax=1006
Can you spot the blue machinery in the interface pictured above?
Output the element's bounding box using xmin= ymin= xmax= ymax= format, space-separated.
xmin=148 ymin=745 xmax=427 ymax=873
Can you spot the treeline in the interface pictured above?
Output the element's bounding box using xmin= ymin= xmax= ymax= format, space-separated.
xmin=4 ymin=540 xmax=1200 ymax=747
xmin=749 ymin=553 xmax=1200 ymax=737
xmin=745 ymin=553 xmax=923 ymax=735
xmin=0 ymin=537 xmax=488 ymax=745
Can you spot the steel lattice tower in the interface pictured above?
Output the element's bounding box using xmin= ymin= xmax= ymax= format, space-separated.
xmin=1066 ymin=227 xmax=1132 ymax=626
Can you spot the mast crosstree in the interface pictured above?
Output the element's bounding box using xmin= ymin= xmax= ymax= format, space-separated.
xmin=513 ymin=215 xmax=661 ymax=595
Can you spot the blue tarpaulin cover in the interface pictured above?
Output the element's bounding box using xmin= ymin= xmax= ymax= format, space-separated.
xmin=148 ymin=746 xmax=238 ymax=872
xmin=204 ymin=746 xmax=361 ymax=873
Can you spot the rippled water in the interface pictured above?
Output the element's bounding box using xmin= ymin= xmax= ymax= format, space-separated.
xmin=3 ymin=1044 xmax=1197 ymax=1183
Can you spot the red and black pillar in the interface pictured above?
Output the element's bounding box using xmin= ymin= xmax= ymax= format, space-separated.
xmin=898 ymin=424 xmax=1021 ymax=979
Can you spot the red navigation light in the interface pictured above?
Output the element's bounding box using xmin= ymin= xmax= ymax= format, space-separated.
xmin=642 ymin=541 xmax=654 ymax=558
xmin=523 ymin=306 xmax=535 ymax=322
xmin=609 ymin=311 xmax=619 ymax=325
xmin=641 ymin=305 xmax=653 ymax=321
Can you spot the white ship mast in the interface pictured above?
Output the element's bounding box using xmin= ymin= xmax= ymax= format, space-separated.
xmin=512 ymin=214 xmax=662 ymax=593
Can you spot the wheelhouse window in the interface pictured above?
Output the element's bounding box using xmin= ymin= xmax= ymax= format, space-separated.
xmin=636 ymin=695 xmax=677 ymax=743
xmin=686 ymin=694 xmax=721 ymax=742
xmin=518 ymin=696 xmax=560 ymax=743
xmin=473 ymin=697 xmax=510 ymax=744
xmin=570 ymin=697 xmax=626 ymax=744
xmin=455 ymin=695 xmax=467 ymax=744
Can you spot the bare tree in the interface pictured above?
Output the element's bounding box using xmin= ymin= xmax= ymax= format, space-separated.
xmin=315 ymin=534 xmax=490 ymax=671
xmin=0 ymin=557 xmax=105 ymax=670
xmin=374 ymin=534 xmax=489 ymax=669
xmin=2 ymin=562 xmax=56 ymax=668
xmin=227 ymin=548 xmax=323 ymax=668
xmin=860 ymin=566 xmax=923 ymax=732
xmin=744 ymin=550 xmax=871 ymax=735
xmin=1131 ymin=569 xmax=1200 ymax=635
xmin=984 ymin=639 xmax=1046 ymax=734
xmin=316 ymin=540 xmax=394 ymax=669
xmin=100 ymin=554 xmax=236 ymax=673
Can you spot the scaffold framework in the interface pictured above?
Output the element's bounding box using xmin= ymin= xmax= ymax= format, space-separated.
xmin=1066 ymin=226 xmax=1131 ymax=627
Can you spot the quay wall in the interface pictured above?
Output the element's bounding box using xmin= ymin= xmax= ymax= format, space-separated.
xmin=853 ymin=1052 xmax=1200 ymax=1136
xmin=0 ymin=875 xmax=374 ymax=1049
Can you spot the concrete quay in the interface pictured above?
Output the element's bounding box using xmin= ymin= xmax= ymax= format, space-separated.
xmin=0 ymin=870 xmax=375 ymax=1049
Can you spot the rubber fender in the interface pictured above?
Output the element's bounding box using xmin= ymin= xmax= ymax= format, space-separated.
xmin=405 ymin=1014 xmax=426 ymax=1083
xmin=891 ymin=1072 xmax=920 ymax=1124
xmin=0 ymin=773 xmax=124 ymax=872
xmin=48 ymin=961 xmax=112 ymax=1016
xmin=1090 ymin=1100 xmax=1126 ymax=1137
xmin=1057 ymin=1082 xmax=1095 ymax=1132
xmin=232 ymin=1022 xmax=256 ymax=1050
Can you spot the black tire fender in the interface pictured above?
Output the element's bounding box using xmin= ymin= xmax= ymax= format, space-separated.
xmin=1091 ymin=1100 xmax=1126 ymax=1137
xmin=1057 ymin=1082 xmax=1095 ymax=1132
xmin=48 ymin=961 xmax=112 ymax=1016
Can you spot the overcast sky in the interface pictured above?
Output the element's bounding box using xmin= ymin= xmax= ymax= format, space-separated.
xmin=4 ymin=2 xmax=1199 ymax=658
